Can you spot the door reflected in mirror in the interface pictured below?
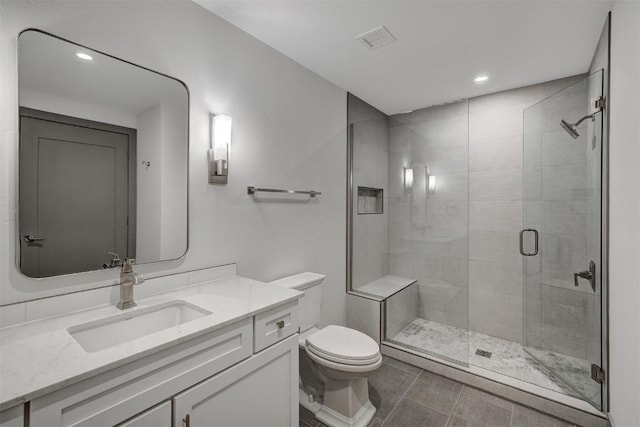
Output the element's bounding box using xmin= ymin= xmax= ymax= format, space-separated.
xmin=18 ymin=29 xmax=188 ymax=278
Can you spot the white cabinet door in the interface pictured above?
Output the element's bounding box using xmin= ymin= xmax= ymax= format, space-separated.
xmin=0 ymin=405 xmax=23 ymax=427
xmin=173 ymin=334 xmax=299 ymax=427
xmin=117 ymin=401 xmax=171 ymax=427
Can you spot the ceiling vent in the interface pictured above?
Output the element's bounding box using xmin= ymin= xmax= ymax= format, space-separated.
xmin=356 ymin=25 xmax=396 ymax=49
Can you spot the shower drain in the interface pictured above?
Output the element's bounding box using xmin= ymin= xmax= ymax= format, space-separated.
xmin=475 ymin=349 xmax=492 ymax=358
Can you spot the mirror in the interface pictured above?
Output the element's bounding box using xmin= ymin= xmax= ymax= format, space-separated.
xmin=18 ymin=29 xmax=188 ymax=278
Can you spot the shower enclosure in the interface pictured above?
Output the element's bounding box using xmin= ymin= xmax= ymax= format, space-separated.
xmin=347 ymin=70 xmax=606 ymax=411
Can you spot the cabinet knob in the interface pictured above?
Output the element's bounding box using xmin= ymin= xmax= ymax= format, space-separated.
xmin=276 ymin=320 xmax=285 ymax=329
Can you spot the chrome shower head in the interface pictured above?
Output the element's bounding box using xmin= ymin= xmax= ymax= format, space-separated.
xmin=560 ymin=113 xmax=596 ymax=140
xmin=560 ymin=119 xmax=580 ymax=139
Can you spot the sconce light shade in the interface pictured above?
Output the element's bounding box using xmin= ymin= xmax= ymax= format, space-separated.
xmin=404 ymin=168 xmax=413 ymax=189
xmin=209 ymin=113 xmax=232 ymax=184
xmin=428 ymin=174 xmax=436 ymax=194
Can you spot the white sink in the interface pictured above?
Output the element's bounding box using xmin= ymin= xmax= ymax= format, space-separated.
xmin=68 ymin=300 xmax=211 ymax=353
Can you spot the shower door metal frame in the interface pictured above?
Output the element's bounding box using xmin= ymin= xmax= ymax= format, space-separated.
xmin=599 ymin=13 xmax=611 ymax=413
xmin=346 ymin=119 xmax=354 ymax=294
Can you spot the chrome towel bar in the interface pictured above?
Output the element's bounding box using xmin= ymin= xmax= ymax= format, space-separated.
xmin=247 ymin=186 xmax=321 ymax=198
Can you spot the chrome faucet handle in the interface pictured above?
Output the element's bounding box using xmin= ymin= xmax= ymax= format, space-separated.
xmin=117 ymin=258 xmax=143 ymax=310
xmin=121 ymin=258 xmax=144 ymax=285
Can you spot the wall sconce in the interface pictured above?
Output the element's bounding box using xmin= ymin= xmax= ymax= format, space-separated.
xmin=209 ymin=113 xmax=232 ymax=184
xmin=404 ymin=167 xmax=413 ymax=190
xmin=428 ymin=174 xmax=437 ymax=194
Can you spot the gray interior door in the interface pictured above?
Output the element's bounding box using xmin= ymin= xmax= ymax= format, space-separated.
xmin=20 ymin=112 xmax=133 ymax=277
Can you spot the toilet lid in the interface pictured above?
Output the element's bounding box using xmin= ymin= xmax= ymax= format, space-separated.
xmin=306 ymin=325 xmax=380 ymax=364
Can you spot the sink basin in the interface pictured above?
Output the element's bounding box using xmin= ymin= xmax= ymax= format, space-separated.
xmin=68 ymin=300 xmax=211 ymax=353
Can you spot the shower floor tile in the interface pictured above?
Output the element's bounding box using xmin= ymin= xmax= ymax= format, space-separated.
xmin=526 ymin=346 xmax=600 ymax=405
xmin=389 ymin=318 xmax=594 ymax=400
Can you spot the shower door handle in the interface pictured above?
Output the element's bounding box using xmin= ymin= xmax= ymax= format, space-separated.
xmin=519 ymin=228 xmax=538 ymax=256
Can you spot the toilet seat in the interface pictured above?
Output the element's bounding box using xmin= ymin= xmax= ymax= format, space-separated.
xmin=305 ymin=325 xmax=381 ymax=368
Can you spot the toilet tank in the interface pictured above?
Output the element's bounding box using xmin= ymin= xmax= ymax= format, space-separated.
xmin=270 ymin=272 xmax=325 ymax=333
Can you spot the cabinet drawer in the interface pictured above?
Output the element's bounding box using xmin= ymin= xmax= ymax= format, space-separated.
xmin=253 ymin=301 xmax=299 ymax=352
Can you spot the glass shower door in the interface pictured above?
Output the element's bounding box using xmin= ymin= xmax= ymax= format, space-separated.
xmin=522 ymin=71 xmax=604 ymax=409
xmin=384 ymin=101 xmax=470 ymax=367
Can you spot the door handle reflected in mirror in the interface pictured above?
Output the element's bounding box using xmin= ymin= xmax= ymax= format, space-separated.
xmin=24 ymin=234 xmax=45 ymax=243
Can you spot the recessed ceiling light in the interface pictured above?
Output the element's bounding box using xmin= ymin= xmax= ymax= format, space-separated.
xmin=76 ymin=52 xmax=93 ymax=61
xmin=474 ymin=74 xmax=489 ymax=84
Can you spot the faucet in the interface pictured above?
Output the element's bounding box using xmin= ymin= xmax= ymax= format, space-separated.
xmin=116 ymin=258 xmax=144 ymax=310
xmin=103 ymin=252 xmax=123 ymax=269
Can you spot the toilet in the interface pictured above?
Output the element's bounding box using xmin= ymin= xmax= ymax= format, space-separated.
xmin=270 ymin=272 xmax=382 ymax=427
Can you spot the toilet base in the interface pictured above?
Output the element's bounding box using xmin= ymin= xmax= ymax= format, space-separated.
xmin=316 ymin=399 xmax=376 ymax=427
xmin=299 ymin=381 xmax=377 ymax=427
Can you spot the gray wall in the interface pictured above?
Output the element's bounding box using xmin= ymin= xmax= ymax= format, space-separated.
xmin=608 ymin=2 xmax=640 ymax=425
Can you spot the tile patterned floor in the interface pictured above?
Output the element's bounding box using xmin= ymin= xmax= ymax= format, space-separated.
xmin=389 ymin=318 xmax=596 ymax=401
xmin=526 ymin=347 xmax=600 ymax=406
xmin=299 ymin=357 xmax=578 ymax=427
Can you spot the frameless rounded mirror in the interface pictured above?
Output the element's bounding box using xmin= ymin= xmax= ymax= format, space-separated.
xmin=18 ymin=29 xmax=188 ymax=278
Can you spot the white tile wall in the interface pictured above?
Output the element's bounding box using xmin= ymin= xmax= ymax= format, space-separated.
xmin=388 ymin=100 xmax=469 ymax=331
xmin=386 ymin=282 xmax=418 ymax=338
xmin=346 ymin=293 xmax=381 ymax=343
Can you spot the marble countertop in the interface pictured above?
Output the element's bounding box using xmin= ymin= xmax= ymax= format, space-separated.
xmin=0 ymin=276 xmax=301 ymax=411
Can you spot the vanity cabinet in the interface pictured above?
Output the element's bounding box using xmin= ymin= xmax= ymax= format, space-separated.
xmin=0 ymin=405 xmax=24 ymax=427
xmin=173 ymin=334 xmax=298 ymax=427
xmin=24 ymin=301 xmax=300 ymax=427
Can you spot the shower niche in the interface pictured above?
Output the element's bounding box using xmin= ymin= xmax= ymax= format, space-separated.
xmin=357 ymin=187 xmax=383 ymax=214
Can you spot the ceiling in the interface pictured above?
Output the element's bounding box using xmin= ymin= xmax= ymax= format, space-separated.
xmin=195 ymin=0 xmax=612 ymax=115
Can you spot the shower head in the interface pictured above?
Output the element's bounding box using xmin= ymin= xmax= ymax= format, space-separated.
xmin=560 ymin=119 xmax=580 ymax=139
xmin=560 ymin=113 xmax=595 ymax=139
